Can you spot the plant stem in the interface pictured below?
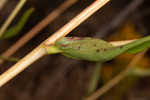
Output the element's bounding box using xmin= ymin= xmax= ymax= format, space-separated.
xmin=0 ymin=44 xmax=47 ymax=87
xmin=85 ymin=50 xmax=147 ymax=100
xmin=0 ymin=39 xmax=137 ymax=87
xmin=110 ymin=39 xmax=136 ymax=46
xmin=87 ymin=62 xmax=102 ymax=96
xmin=0 ymin=0 xmax=8 ymax=10
xmin=0 ymin=0 xmax=27 ymax=36
xmin=0 ymin=0 xmax=110 ymax=87
xmin=44 ymin=0 xmax=110 ymax=45
xmin=0 ymin=0 xmax=77 ymax=65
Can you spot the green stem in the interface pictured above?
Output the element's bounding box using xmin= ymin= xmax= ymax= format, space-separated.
xmin=0 ymin=55 xmax=19 ymax=62
xmin=87 ymin=62 xmax=102 ymax=95
xmin=45 ymin=46 xmax=62 ymax=54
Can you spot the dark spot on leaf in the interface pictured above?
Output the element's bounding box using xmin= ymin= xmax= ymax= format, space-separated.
xmin=61 ymin=44 xmax=68 ymax=47
xmin=96 ymin=49 xmax=100 ymax=53
xmin=120 ymin=46 xmax=123 ymax=49
xmin=78 ymin=46 xmax=80 ymax=50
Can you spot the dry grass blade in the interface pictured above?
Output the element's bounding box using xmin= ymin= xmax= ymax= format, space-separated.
xmin=110 ymin=39 xmax=137 ymax=46
xmin=0 ymin=0 xmax=8 ymax=10
xmin=0 ymin=0 xmax=27 ymax=36
xmin=0 ymin=0 xmax=110 ymax=87
xmin=86 ymin=50 xmax=147 ymax=100
xmin=0 ymin=0 xmax=77 ymax=65
xmin=44 ymin=0 xmax=110 ymax=45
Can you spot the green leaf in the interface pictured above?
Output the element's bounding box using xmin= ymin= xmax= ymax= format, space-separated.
xmin=1 ymin=8 xmax=34 ymax=39
xmin=127 ymin=40 xmax=150 ymax=54
xmin=54 ymin=36 xmax=150 ymax=62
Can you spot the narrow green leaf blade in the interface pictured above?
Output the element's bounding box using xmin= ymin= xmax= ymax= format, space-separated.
xmin=1 ymin=8 xmax=34 ymax=39
xmin=127 ymin=40 xmax=150 ymax=54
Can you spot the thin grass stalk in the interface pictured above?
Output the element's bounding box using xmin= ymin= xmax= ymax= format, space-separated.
xmin=0 ymin=0 xmax=77 ymax=65
xmin=0 ymin=0 xmax=110 ymax=87
xmin=44 ymin=0 xmax=110 ymax=45
xmin=85 ymin=50 xmax=147 ymax=100
xmin=0 ymin=0 xmax=27 ymax=36
xmin=0 ymin=39 xmax=138 ymax=87
xmin=0 ymin=0 xmax=8 ymax=10
xmin=110 ymin=39 xmax=136 ymax=46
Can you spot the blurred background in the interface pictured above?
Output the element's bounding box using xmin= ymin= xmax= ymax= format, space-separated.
xmin=0 ymin=0 xmax=150 ymax=100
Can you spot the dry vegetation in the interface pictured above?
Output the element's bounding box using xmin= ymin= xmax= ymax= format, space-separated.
xmin=0 ymin=0 xmax=150 ymax=100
